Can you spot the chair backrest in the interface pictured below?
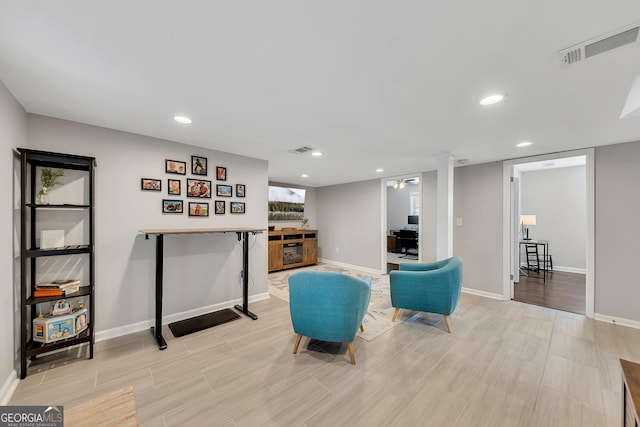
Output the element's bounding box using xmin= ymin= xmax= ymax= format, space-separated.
xmin=391 ymin=257 xmax=463 ymax=315
xmin=288 ymin=271 xmax=371 ymax=343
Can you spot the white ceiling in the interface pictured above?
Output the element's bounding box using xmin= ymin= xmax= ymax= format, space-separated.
xmin=2 ymin=2 xmax=640 ymax=187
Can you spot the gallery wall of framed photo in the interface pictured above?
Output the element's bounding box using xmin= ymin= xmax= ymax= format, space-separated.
xmin=141 ymin=155 xmax=248 ymax=218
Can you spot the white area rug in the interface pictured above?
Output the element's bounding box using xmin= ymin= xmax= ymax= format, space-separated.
xmin=268 ymin=263 xmax=399 ymax=341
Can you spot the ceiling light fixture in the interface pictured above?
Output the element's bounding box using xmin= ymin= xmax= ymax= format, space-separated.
xmin=479 ymin=94 xmax=505 ymax=106
xmin=301 ymin=174 xmax=309 ymax=178
xmin=174 ymin=116 xmax=192 ymax=124
xmin=376 ymin=168 xmax=384 ymax=173
xmin=516 ymin=141 xmax=533 ymax=147
xmin=311 ymin=151 xmax=322 ymax=157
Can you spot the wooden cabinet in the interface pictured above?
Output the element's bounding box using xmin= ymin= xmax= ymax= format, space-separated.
xmin=18 ymin=148 xmax=96 ymax=379
xmin=268 ymin=229 xmax=318 ymax=272
xmin=622 ymin=359 xmax=640 ymax=427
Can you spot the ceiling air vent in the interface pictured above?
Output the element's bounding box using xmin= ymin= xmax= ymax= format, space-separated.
xmin=287 ymin=146 xmax=314 ymax=155
xmin=559 ymin=22 xmax=639 ymax=65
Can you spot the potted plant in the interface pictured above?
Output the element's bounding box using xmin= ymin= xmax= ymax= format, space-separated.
xmin=301 ymin=217 xmax=309 ymax=229
xmin=37 ymin=168 xmax=65 ymax=204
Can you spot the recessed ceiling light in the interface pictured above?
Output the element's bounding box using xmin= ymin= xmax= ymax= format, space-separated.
xmin=301 ymin=174 xmax=309 ymax=178
xmin=516 ymin=141 xmax=533 ymax=147
xmin=376 ymin=168 xmax=384 ymax=173
xmin=311 ymin=151 xmax=322 ymax=157
xmin=480 ymin=94 xmax=505 ymax=106
xmin=457 ymin=159 xmax=470 ymax=165
xmin=174 ymin=116 xmax=192 ymax=124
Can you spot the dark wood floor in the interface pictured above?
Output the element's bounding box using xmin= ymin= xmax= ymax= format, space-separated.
xmin=514 ymin=269 xmax=586 ymax=314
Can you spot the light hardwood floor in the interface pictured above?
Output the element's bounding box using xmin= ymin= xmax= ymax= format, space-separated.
xmin=10 ymin=291 xmax=640 ymax=426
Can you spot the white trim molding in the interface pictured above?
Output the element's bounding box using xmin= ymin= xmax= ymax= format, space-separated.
xmin=0 ymin=370 xmax=19 ymax=405
xmin=95 ymin=292 xmax=270 ymax=342
xmin=318 ymin=258 xmax=384 ymax=275
xmin=594 ymin=313 xmax=640 ymax=330
xmin=462 ymin=287 xmax=505 ymax=301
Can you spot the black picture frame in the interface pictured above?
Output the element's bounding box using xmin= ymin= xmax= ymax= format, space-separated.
xmin=141 ymin=178 xmax=161 ymax=191
xmin=188 ymin=202 xmax=209 ymax=217
xmin=216 ymin=166 xmax=227 ymax=181
xmin=236 ymin=184 xmax=245 ymax=197
xmin=162 ymin=199 xmax=183 ymax=214
xmin=165 ymin=159 xmax=186 ymax=175
xmin=168 ymin=179 xmax=181 ymax=195
xmin=216 ymin=184 xmax=232 ymax=197
xmin=231 ymin=201 xmax=245 ymax=214
xmin=186 ymin=178 xmax=212 ymax=198
xmin=215 ymin=200 xmax=225 ymax=215
xmin=191 ymin=155 xmax=207 ymax=176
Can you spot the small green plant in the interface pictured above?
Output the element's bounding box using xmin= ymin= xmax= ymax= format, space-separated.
xmin=40 ymin=168 xmax=65 ymax=190
xmin=301 ymin=217 xmax=309 ymax=228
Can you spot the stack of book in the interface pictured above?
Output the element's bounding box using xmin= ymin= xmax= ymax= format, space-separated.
xmin=34 ymin=279 xmax=81 ymax=298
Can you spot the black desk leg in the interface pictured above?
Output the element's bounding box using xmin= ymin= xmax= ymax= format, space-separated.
xmin=150 ymin=234 xmax=168 ymax=349
xmin=234 ymin=231 xmax=258 ymax=320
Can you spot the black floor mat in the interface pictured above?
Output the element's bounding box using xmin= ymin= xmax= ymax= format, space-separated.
xmin=168 ymin=308 xmax=241 ymax=337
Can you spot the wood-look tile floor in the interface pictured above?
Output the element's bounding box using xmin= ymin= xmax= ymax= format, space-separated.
xmin=10 ymin=292 xmax=640 ymax=426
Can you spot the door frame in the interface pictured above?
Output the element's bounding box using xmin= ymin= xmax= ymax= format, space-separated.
xmin=501 ymin=148 xmax=594 ymax=317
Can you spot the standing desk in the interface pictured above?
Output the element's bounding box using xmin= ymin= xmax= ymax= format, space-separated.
xmin=140 ymin=228 xmax=264 ymax=350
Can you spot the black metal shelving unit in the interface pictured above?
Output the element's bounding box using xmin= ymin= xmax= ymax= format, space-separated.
xmin=18 ymin=148 xmax=96 ymax=379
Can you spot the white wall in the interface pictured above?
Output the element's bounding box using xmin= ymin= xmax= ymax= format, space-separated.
xmin=595 ymin=141 xmax=640 ymax=322
xmin=421 ymin=171 xmax=437 ymax=262
xmin=27 ymin=115 xmax=269 ymax=334
xmin=453 ymin=162 xmax=503 ymax=296
xmin=316 ymin=179 xmax=381 ymax=271
xmin=1 ymin=81 xmax=27 ymax=400
xmin=386 ymin=182 xmax=419 ymax=231
xmin=520 ymin=166 xmax=586 ymax=271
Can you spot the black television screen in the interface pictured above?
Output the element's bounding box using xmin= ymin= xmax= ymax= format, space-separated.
xmin=408 ymin=215 xmax=419 ymax=224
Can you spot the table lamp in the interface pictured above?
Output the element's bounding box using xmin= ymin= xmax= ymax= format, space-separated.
xmin=520 ymin=214 xmax=536 ymax=240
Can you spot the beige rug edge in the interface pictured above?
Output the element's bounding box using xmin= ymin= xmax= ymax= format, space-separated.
xmin=65 ymin=386 xmax=138 ymax=427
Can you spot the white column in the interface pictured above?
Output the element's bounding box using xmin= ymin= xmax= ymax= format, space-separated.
xmin=437 ymin=154 xmax=454 ymax=260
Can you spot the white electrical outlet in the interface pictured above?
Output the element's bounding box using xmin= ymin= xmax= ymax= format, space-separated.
xmin=456 ymin=218 xmax=463 ymax=226
xmin=336 ymin=247 xmax=339 ymax=253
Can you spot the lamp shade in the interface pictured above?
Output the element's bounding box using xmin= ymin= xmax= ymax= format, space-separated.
xmin=520 ymin=214 xmax=537 ymax=226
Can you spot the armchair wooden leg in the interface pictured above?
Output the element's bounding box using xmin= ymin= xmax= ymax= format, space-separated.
xmin=443 ymin=315 xmax=452 ymax=333
xmin=348 ymin=342 xmax=356 ymax=364
xmin=392 ymin=307 xmax=400 ymax=322
xmin=360 ymin=324 xmax=364 ymax=332
xmin=293 ymin=334 xmax=303 ymax=354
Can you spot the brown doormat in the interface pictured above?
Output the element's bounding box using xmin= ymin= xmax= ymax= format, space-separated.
xmin=65 ymin=386 xmax=138 ymax=426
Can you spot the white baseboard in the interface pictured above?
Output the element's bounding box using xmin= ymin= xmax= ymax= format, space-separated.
xmin=594 ymin=313 xmax=640 ymax=330
xmin=95 ymin=292 xmax=270 ymax=343
xmin=552 ymin=266 xmax=586 ymax=274
xmin=0 ymin=370 xmax=19 ymax=405
xmin=461 ymin=287 xmax=506 ymax=301
xmin=318 ymin=258 xmax=383 ymax=275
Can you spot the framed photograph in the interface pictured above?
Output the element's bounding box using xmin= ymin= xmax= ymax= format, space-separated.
xmin=188 ymin=202 xmax=209 ymax=217
xmin=216 ymin=166 xmax=227 ymax=181
xmin=162 ymin=199 xmax=183 ymax=214
xmin=165 ymin=159 xmax=186 ymax=175
xmin=231 ymin=201 xmax=245 ymax=214
xmin=236 ymin=184 xmax=245 ymax=197
xmin=215 ymin=200 xmax=225 ymax=215
xmin=141 ymin=178 xmax=161 ymax=191
xmin=186 ymin=178 xmax=212 ymax=198
xmin=168 ymin=179 xmax=181 ymax=195
xmin=216 ymin=184 xmax=232 ymax=197
xmin=191 ymin=156 xmax=207 ymax=176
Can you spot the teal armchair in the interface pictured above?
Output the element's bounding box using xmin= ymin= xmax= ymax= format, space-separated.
xmin=389 ymin=257 xmax=463 ymax=332
xmin=288 ymin=271 xmax=371 ymax=364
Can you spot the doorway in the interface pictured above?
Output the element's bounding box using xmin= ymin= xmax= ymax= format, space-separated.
xmin=384 ymin=176 xmax=420 ymax=273
xmin=502 ymin=149 xmax=594 ymax=317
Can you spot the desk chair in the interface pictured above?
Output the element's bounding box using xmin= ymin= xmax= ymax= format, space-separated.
xmin=523 ymin=243 xmax=553 ymax=282
xmin=397 ymin=229 xmax=418 ymax=257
